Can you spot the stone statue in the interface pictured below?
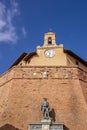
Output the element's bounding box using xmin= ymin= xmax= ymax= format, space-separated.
xmin=40 ymin=98 xmax=50 ymax=119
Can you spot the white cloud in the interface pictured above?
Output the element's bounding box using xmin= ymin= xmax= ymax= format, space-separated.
xmin=0 ymin=0 xmax=20 ymax=43
xmin=22 ymin=27 xmax=27 ymax=38
xmin=0 ymin=20 xmax=6 ymax=30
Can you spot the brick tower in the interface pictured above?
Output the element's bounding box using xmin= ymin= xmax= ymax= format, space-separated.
xmin=0 ymin=32 xmax=87 ymax=130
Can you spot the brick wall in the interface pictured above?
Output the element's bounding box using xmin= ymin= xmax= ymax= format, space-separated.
xmin=0 ymin=66 xmax=87 ymax=130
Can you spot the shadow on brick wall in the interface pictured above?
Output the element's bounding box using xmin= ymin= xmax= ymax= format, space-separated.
xmin=49 ymin=108 xmax=56 ymax=122
xmin=64 ymin=125 xmax=69 ymax=130
xmin=0 ymin=124 xmax=20 ymax=130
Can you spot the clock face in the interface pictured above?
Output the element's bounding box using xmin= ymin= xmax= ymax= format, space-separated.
xmin=44 ymin=49 xmax=55 ymax=57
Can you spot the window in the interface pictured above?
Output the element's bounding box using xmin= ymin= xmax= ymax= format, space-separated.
xmin=48 ymin=37 xmax=52 ymax=44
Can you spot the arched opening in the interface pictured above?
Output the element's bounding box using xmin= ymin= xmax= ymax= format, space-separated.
xmin=48 ymin=37 xmax=52 ymax=44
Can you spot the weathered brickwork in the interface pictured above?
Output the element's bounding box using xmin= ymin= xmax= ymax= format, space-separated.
xmin=0 ymin=66 xmax=87 ymax=86
xmin=0 ymin=67 xmax=15 ymax=87
xmin=80 ymin=81 xmax=87 ymax=103
xmin=78 ymin=68 xmax=87 ymax=82
xmin=0 ymin=66 xmax=87 ymax=130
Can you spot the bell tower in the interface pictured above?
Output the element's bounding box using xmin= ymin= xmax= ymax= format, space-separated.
xmin=43 ymin=32 xmax=57 ymax=46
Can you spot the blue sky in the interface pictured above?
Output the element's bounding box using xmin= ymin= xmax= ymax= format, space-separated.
xmin=0 ymin=0 xmax=87 ymax=75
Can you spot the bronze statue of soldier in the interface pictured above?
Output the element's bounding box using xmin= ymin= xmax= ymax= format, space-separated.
xmin=40 ymin=98 xmax=50 ymax=119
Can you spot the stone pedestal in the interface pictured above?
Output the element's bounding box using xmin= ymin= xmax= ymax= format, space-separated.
xmin=41 ymin=119 xmax=51 ymax=130
xmin=29 ymin=124 xmax=42 ymax=130
xmin=42 ymin=124 xmax=50 ymax=130
xmin=28 ymin=123 xmax=63 ymax=130
xmin=41 ymin=118 xmax=51 ymax=124
xmin=50 ymin=124 xmax=63 ymax=130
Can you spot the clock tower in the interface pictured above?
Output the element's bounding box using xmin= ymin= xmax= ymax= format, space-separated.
xmin=43 ymin=32 xmax=57 ymax=46
xmin=43 ymin=32 xmax=57 ymax=58
xmin=29 ymin=32 xmax=66 ymax=66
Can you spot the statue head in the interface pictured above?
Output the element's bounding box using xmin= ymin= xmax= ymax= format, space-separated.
xmin=43 ymin=98 xmax=47 ymax=101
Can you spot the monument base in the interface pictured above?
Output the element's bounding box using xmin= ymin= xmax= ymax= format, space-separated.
xmin=29 ymin=123 xmax=64 ymax=130
xmin=41 ymin=118 xmax=51 ymax=124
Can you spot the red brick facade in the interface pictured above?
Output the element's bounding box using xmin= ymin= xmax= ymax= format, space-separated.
xmin=0 ymin=66 xmax=87 ymax=130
